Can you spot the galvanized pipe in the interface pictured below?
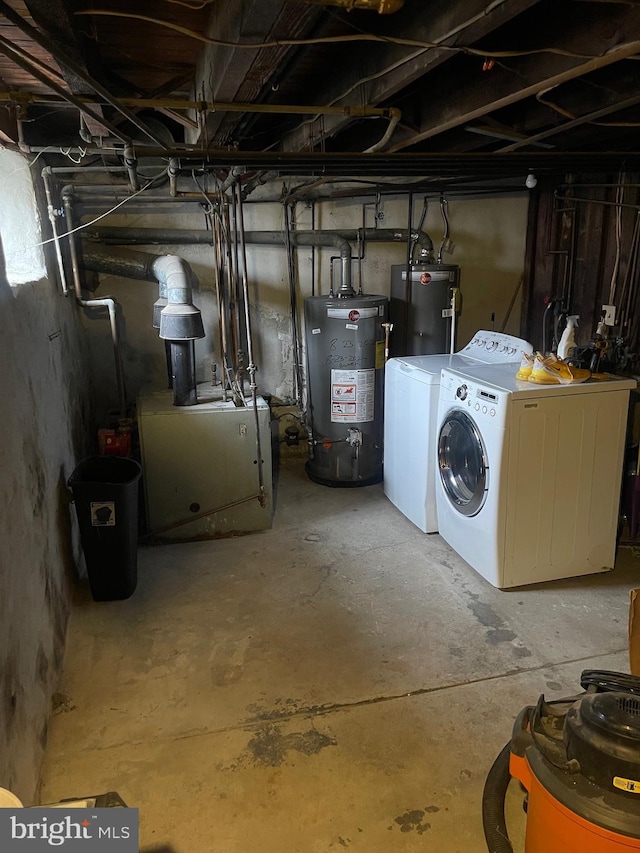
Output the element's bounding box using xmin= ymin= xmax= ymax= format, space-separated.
xmin=211 ymin=213 xmax=231 ymax=400
xmin=86 ymin=226 xmax=432 ymax=254
xmin=123 ymin=145 xmax=139 ymax=192
xmin=169 ymin=158 xmax=180 ymax=197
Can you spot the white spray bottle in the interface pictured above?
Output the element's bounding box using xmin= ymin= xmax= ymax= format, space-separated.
xmin=558 ymin=315 xmax=579 ymax=360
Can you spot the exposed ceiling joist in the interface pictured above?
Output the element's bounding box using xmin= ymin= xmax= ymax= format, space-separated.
xmin=280 ymin=0 xmax=543 ymax=152
xmin=388 ymin=4 xmax=640 ymax=152
xmin=0 ymin=0 xmax=639 ymax=171
xmin=193 ymin=0 xmax=320 ymax=146
xmin=0 ymin=0 xmax=166 ymax=146
xmin=22 ymin=0 xmax=107 ymax=135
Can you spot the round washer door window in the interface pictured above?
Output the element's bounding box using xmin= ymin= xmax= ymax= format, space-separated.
xmin=438 ymin=409 xmax=488 ymax=517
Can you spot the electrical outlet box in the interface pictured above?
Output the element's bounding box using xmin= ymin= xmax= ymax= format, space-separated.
xmin=602 ymin=304 xmax=616 ymax=326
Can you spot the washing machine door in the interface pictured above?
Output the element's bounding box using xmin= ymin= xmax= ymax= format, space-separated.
xmin=438 ymin=409 xmax=488 ymax=517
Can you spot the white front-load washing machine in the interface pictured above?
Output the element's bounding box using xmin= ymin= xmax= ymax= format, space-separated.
xmin=384 ymin=331 xmax=532 ymax=533
xmin=435 ymin=362 xmax=636 ymax=588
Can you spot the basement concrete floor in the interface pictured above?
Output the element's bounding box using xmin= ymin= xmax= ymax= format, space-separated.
xmin=40 ymin=456 xmax=636 ymax=853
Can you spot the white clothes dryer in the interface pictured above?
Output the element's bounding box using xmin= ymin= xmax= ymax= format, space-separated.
xmin=384 ymin=331 xmax=532 ymax=533
xmin=435 ymin=362 xmax=636 ymax=588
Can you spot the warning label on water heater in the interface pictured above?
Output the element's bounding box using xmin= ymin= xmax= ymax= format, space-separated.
xmin=331 ymin=369 xmax=375 ymax=423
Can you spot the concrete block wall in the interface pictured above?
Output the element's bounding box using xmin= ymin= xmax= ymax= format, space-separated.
xmin=0 ymin=152 xmax=92 ymax=803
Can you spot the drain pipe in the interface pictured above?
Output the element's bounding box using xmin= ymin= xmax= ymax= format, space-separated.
xmin=61 ymin=192 xmax=127 ymax=418
xmin=42 ymin=167 xmax=69 ymax=296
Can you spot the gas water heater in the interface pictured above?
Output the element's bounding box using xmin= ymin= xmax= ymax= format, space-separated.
xmin=304 ymin=292 xmax=388 ymax=486
xmin=389 ymin=262 xmax=460 ymax=356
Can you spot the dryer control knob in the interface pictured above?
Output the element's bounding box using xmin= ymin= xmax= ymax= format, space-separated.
xmin=456 ymin=385 xmax=468 ymax=400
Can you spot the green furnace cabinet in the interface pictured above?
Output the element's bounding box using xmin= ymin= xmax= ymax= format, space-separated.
xmin=138 ymin=387 xmax=273 ymax=541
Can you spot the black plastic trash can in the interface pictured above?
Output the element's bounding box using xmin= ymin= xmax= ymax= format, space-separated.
xmin=69 ymin=456 xmax=142 ymax=601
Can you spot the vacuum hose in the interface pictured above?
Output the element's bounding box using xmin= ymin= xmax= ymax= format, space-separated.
xmin=482 ymin=742 xmax=514 ymax=853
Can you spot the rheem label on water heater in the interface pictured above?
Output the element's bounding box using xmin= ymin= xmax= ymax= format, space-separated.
xmin=331 ymin=369 xmax=375 ymax=423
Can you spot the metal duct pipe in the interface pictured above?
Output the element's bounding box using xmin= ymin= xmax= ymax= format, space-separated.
xmin=154 ymin=256 xmax=205 ymax=406
xmin=167 ymin=341 xmax=197 ymax=406
xmin=296 ymin=0 xmax=404 ymax=12
xmin=81 ymin=243 xmax=159 ymax=281
xmin=77 ymin=241 xmax=205 ymax=407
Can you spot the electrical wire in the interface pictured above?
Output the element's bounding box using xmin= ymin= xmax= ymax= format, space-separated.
xmin=5 ymin=146 xmax=64 ymax=178
xmin=282 ymin=0 xmax=538 ymax=142
xmin=74 ymin=10 xmax=624 ymax=60
xmin=5 ymin=176 xmax=163 ymax=258
xmin=160 ymin=0 xmax=214 ymax=8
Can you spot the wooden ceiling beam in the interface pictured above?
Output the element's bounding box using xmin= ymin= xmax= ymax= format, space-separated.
xmin=388 ymin=6 xmax=640 ymax=151
xmin=193 ymin=0 xmax=292 ymax=146
xmin=22 ymin=0 xmax=107 ymax=136
xmin=279 ymin=0 xmax=543 ymax=152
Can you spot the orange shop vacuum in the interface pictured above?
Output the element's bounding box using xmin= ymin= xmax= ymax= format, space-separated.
xmin=482 ymin=670 xmax=640 ymax=852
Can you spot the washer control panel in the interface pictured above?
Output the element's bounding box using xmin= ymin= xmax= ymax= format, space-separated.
xmin=459 ymin=330 xmax=532 ymax=363
xmin=442 ymin=372 xmax=509 ymax=430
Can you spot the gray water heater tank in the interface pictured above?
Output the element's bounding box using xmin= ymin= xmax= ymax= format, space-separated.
xmin=304 ymin=293 xmax=388 ymax=487
xmin=389 ymin=262 xmax=460 ymax=356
